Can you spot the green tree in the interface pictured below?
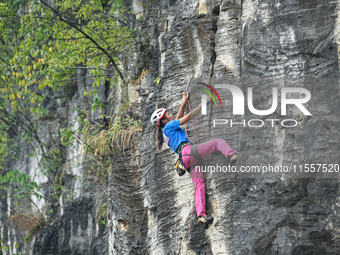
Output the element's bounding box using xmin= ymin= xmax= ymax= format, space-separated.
xmin=0 ymin=0 xmax=134 ymax=170
xmin=0 ymin=0 xmax=137 ymax=242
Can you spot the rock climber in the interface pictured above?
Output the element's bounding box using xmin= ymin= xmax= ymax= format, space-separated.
xmin=150 ymin=92 xmax=238 ymax=225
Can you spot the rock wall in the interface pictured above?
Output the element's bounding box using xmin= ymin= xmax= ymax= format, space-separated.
xmin=0 ymin=68 xmax=107 ymax=254
xmin=108 ymin=0 xmax=340 ymax=254
xmin=1 ymin=0 xmax=339 ymax=254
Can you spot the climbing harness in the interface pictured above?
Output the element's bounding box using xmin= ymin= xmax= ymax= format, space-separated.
xmin=184 ymin=145 xmax=201 ymax=165
xmin=176 ymin=141 xmax=190 ymax=154
xmin=174 ymin=143 xmax=203 ymax=176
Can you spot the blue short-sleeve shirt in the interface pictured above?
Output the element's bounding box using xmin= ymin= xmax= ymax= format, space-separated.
xmin=163 ymin=119 xmax=190 ymax=153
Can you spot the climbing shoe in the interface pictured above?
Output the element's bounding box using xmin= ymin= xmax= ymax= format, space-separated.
xmin=230 ymin=153 xmax=238 ymax=164
xmin=197 ymin=215 xmax=214 ymax=225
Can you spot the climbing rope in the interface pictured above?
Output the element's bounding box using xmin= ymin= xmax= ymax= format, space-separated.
xmin=185 ymin=94 xmax=200 ymax=255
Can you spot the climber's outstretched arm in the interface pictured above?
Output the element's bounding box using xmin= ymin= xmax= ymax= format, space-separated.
xmin=176 ymin=92 xmax=189 ymax=120
xmin=179 ymin=96 xmax=211 ymax=125
xmin=179 ymin=103 xmax=201 ymax=125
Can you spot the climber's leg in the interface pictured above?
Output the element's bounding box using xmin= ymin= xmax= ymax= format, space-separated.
xmin=196 ymin=138 xmax=237 ymax=159
xmin=182 ymin=145 xmax=214 ymax=224
xmin=181 ymin=140 xmax=237 ymax=170
xmin=191 ymin=165 xmax=206 ymax=217
xmin=181 ymin=146 xmax=205 ymax=216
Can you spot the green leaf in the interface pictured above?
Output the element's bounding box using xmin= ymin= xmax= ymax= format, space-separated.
xmin=66 ymin=129 xmax=72 ymax=139
xmin=113 ymin=77 xmax=118 ymax=86
xmin=94 ymin=96 xmax=100 ymax=104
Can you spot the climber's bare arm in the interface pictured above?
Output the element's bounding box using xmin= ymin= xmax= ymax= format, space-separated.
xmin=176 ymin=92 xmax=189 ymax=120
xmin=179 ymin=96 xmax=211 ymax=125
xmin=179 ymin=104 xmax=200 ymax=125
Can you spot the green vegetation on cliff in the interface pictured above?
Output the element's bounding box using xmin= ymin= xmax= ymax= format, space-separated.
xmin=0 ymin=0 xmax=140 ymax=247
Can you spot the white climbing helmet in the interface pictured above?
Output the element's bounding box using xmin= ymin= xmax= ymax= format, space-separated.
xmin=150 ymin=108 xmax=167 ymax=127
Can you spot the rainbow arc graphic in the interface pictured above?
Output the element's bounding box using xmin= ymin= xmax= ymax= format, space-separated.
xmin=197 ymin=82 xmax=223 ymax=106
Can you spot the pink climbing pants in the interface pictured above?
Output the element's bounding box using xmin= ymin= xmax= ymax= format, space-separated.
xmin=181 ymin=138 xmax=237 ymax=217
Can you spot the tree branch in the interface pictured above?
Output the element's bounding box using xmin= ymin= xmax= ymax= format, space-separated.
xmin=53 ymin=74 xmax=116 ymax=83
xmin=39 ymin=0 xmax=125 ymax=81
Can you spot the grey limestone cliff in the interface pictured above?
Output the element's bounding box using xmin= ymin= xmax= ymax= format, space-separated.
xmin=108 ymin=0 xmax=340 ymax=254
xmin=1 ymin=0 xmax=339 ymax=254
